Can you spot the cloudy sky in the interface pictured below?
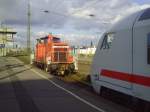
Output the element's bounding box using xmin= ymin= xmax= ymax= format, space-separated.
xmin=0 ymin=0 xmax=150 ymax=47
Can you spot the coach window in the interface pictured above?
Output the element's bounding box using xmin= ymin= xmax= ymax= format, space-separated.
xmin=147 ymin=33 xmax=150 ymax=64
xmin=100 ymin=33 xmax=114 ymax=50
xmin=139 ymin=8 xmax=150 ymax=21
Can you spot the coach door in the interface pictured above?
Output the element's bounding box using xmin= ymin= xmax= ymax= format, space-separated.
xmin=133 ymin=9 xmax=150 ymax=87
xmin=99 ymin=31 xmax=133 ymax=89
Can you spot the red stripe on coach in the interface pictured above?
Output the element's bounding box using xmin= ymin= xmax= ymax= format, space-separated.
xmin=101 ymin=69 xmax=150 ymax=87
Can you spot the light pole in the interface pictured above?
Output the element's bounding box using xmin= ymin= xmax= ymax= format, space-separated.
xmin=27 ymin=0 xmax=31 ymax=63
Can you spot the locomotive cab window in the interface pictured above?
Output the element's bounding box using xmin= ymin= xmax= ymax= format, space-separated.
xmin=147 ymin=33 xmax=150 ymax=64
xmin=37 ymin=39 xmax=41 ymax=43
xmin=53 ymin=37 xmax=60 ymax=43
xmin=100 ymin=33 xmax=114 ymax=50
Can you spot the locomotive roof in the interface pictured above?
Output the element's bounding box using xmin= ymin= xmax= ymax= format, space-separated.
xmin=39 ymin=36 xmax=59 ymax=40
xmin=108 ymin=8 xmax=149 ymax=32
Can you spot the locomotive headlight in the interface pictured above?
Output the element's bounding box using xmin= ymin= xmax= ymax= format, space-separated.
xmin=47 ymin=60 xmax=51 ymax=65
xmin=46 ymin=57 xmax=51 ymax=65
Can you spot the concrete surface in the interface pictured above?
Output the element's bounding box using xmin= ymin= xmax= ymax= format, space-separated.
xmin=0 ymin=57 xmax=133 ymax=112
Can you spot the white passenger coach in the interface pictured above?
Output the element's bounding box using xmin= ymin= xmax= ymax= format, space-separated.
xmin=91 ymin=8 xmax=150 ymax=102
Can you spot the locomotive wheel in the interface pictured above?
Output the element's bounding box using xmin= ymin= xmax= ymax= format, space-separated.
xmin=64 ymin=70 xmax=70 ymax=76
xmin=69 ymin=64 xmax=75 ymax=73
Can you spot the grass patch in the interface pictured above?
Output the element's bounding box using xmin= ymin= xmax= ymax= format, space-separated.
xmin=69 ymin=62 xmax=92 ymax=85
xmin=15 ymin=55 xmax=30 ymax=64
xmin=72 ymin=73 xmax=91 ymax=84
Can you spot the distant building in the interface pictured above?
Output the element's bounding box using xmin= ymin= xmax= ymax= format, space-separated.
xmin=79 ymin=46 xmax=96 ymax=56
xmin=0 ymin=27 xmax=17 ymax=56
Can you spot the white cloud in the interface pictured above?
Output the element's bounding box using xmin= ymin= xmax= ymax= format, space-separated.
xmin=0 ymin=0 xmax=150 ymax=47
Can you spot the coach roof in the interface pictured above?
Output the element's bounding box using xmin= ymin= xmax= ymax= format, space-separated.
xmin=107 ymin=8 xmax=149 ymax=32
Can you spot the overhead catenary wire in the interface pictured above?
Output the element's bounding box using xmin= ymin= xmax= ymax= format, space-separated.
xmin=41 ymin=0 xmax=102 ymax=18
xmin=40 ymin=0 xmax=111 ymax=24
xmin=41 ymin=9 xmax=111 ymax=25
xmin=70 ymin=0 xmax=103 ymax=15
